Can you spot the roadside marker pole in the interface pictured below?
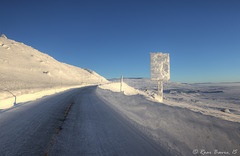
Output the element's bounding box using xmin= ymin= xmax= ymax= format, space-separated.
xmin=120 ymin=75 xmax=123 ymax=92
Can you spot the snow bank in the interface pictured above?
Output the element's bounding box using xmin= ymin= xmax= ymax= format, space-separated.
xmin=0 ymin=84 xmax=94 ymax=109
xmin=99 ymin=82 xmax=164 ymax=102
xmin=99 ymin=82 xmax=139 ymax=95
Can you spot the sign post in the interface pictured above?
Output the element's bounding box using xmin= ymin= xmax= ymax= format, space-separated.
xmin=150 ymin=52 xmax=170 ymax=102
xmin=158 ymin=80 xmax=163 ymax=97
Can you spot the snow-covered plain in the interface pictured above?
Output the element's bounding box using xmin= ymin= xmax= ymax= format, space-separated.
xmin=0 ymin=34 xmax=107 ymax=109
xmin=97 ymin=78 xmax=240 ymax=155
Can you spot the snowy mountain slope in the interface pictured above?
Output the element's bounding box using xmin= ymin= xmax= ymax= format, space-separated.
xmin=0 ymin=34 xmax=108 ymax=108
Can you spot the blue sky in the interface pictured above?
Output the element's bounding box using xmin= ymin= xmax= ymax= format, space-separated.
xmin=1 ymin=0 xmax=240 ymax=83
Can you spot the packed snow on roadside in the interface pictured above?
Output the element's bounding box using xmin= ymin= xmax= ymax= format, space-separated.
xmin=99 ymin=82 xmax=163 ymax=102
xmin=0 ymin=35 xmax=108 ymax=109
xmin=97 ymin=78 xmax=240 ymax=156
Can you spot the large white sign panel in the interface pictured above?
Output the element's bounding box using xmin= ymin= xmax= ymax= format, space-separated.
xmin=150 ymin=52 xmax=170 ymax=81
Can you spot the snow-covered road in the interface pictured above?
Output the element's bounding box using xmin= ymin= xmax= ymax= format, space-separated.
xmin=0 ymin=86 xmax=167 ymax=156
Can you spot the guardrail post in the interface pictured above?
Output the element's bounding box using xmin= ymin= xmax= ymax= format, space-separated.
xmin=0 ymin=89 xmax=17 ymax=105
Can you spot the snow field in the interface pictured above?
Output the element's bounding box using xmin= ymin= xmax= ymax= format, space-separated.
xmin=96 ymin=84 xmax=240 ymax=156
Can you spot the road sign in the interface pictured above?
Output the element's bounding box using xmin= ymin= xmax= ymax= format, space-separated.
xmin=150 ymin=52 xmax=170 ymax=81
